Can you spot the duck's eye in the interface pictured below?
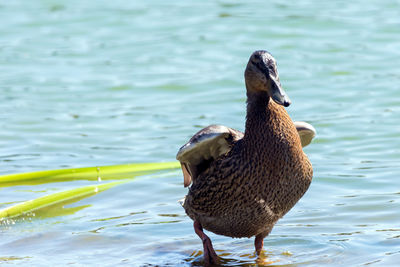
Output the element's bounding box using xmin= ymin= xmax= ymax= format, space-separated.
xmin=252 ymin=54 xmax=262 ymax=62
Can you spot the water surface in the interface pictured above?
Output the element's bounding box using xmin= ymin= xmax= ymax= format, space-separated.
xmin=1 ymin=1 xmax=400 ymax=266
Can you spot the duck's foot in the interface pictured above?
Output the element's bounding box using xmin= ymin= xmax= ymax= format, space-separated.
xmin=255 ymin=234 xmax=264 ymax=256
xmin=194 ymin=220 xmax=219 ymax=265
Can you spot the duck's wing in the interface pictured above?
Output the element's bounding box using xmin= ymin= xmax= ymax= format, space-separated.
xmin=176 ymin=122 xmax=315 ymax=187
xmin=294 ymin=121 xmax=316 ymax=147
xmin=176 ymin=125 xmax=244 ymax=187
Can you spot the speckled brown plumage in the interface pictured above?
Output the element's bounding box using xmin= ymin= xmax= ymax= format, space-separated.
xmin=184 ymin=93 xmax=312 ymax=238
xmin=177 ymin=50 xmax=314 ymax=263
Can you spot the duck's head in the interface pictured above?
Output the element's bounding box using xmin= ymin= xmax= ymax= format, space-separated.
xmin=245 ymin=50 xmax=291 ymax=107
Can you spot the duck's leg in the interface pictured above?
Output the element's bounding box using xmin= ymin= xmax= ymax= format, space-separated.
xmin=194 ymin=220 xmax=218 ymax=265
xmin=254 ymin=234 xmax=264 ymax=255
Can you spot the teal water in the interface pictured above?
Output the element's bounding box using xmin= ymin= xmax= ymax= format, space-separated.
xmin=1 ymin=1 xmax=400 ymax=266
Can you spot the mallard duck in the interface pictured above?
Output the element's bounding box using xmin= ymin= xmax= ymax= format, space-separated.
xmin=176 ymin=50 xmax=315 ymax=265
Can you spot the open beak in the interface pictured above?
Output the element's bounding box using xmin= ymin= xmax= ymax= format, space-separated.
xmin=270 ymin=77 xmax=291 ymax=107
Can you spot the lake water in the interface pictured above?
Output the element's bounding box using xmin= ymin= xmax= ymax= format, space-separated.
xmin=1 ymin=1 xmax=400 ymax=266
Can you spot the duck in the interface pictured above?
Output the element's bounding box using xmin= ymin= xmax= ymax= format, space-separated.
xmin=176 ymin=50 xmax=315 ymax=265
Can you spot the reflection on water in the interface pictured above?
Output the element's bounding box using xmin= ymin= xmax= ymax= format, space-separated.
xmin=1 ymin=0 xmax=400 ymax=266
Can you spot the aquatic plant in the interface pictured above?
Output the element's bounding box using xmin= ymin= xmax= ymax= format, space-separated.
xmin=0 ymin=162 xmax=180 ymax=221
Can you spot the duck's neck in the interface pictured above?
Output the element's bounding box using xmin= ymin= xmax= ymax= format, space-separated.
xmin=243 ymin=90 xmax=292 ymax=153
xmin=245 ymin=90 xmax=270 ymax=122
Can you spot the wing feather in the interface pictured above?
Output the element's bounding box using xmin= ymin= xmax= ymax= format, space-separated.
xmin=176 ymin=125 xmax=243 ymax=187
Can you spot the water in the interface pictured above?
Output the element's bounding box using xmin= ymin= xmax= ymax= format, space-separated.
xmin=1 ymin=1 xmax=400 ymax=266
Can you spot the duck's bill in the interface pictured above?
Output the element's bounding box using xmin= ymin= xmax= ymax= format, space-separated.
xmin=270 ymin=77 xmax=291 ymax=107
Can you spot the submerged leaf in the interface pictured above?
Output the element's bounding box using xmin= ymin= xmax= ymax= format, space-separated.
xmin=0 ymin=180 xmax=128 ymax=220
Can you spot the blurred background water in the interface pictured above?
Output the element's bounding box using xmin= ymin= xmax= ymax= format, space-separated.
xmin=1 ymin=0 xmax=400 ymax=266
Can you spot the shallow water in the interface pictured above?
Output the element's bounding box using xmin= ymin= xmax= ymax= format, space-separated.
xmin=1 ymin=1 xmax=400 ymax=266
